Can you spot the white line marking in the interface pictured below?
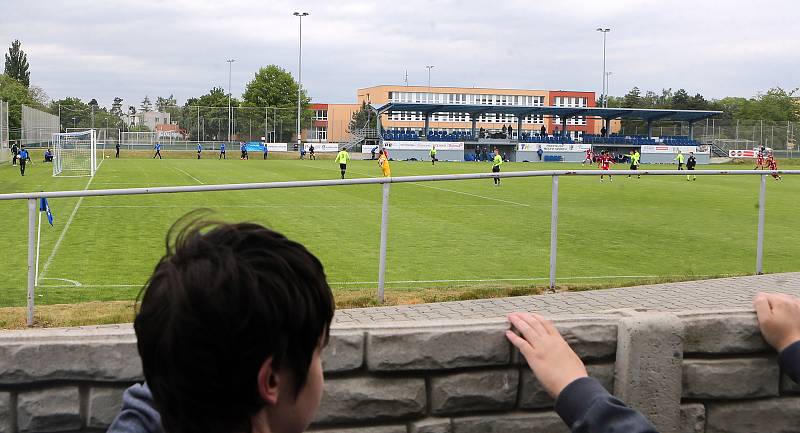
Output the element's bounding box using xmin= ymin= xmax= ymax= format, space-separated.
xmin=37 ymin=275 xmax=718 ymax=289
xmin=414 ymin=183 xmax=530 ymax=207
xmin=300 ymin=163 xmax=530 ymax=207
xmin=38 ymin=277 xmax=82 ymax=286
xmin=39 ymin=175 xmax=96 ymax=279
xmin=172 ymin=166 xmax=205 ymax=184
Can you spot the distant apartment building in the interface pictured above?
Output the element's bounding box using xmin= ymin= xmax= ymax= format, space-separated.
xmin=125 ymin=111 xmax=171 ymax=131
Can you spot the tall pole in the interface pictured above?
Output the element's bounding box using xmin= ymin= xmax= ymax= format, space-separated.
xmin=226 ymin=59 xmax=235 ymax=143
xmin=426 ymin=65 xmax=435 ymax=88
xmin=596 ymin=28 xmax=610 ymax=107
xmin=294 ymin=12 xmax=309 ymax=151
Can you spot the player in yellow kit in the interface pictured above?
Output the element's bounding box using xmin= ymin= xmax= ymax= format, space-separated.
xmin=378 ymin=149 xmax=391 ymax=177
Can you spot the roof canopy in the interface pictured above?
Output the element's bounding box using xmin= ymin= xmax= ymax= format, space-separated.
xmin=376 ymin=103 xmax=721 ymax=122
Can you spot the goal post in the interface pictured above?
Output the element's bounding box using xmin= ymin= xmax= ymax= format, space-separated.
xmin=52 ymin=129 xmax=98 ymax=177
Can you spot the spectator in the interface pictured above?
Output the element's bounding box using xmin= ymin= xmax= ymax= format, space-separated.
xmin=537 ymin=146 xmax=544 ymax=161
xmin=508 ymin=125 xmax=514 ymax=140
xmin=753 ymin=292 xmax=800 ymax=384
xmin=507 ymin=313 xmax=658 ymax=432
xmin=600 ymin=126 xmax=607 ymax=137
xmin=371 ymin=145 xmax=378 ymax=160
xmin=108 ymin=220 xmax=335 ymax=433
xmin=474 ymin=146 xmax=481 ymax=162
xmin=501 ymin=125 xmax=508 ymax=138
xmin=540 ymin=125 xmax=547 ymax=137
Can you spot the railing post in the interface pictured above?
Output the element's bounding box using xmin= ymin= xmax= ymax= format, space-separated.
xmin=756 ymin=174 xmax=766 ymax=275
xmin=549 ymin=175 xmax=559 ymax=290
xmin=377 ymin=182 xmax=390 ymax=303
xmin=27 ymin=198 xmax=36 ymax=327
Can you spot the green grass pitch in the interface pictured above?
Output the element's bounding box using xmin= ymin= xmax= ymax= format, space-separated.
xmin=1 ymin=150 xmax=798 ymax=310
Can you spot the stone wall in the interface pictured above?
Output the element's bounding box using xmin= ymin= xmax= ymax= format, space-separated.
xmin=0 ymin=309 xmax=796 ymax=433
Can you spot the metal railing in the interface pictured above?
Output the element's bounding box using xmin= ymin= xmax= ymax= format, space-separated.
xmin=1 ymin=168 xmax=798 ymax=326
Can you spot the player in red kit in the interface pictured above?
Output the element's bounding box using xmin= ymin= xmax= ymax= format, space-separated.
xmin=599 ymin=150 xmax=614 ymax=182
xmin=767 ymin=153 xmax=782 ymax=180
xmin=582 ymin=148 xmax=594 ymax=166
xmin=755 ymin=150 xmax=765 ymax=170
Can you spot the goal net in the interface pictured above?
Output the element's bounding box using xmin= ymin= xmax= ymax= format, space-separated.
xmin=52 ymin=129 xmax=98 ymax=177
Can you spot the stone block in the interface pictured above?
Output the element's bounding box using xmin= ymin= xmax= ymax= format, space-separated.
xmin=410 ymin=418 xmax=452 ymax=433
xmin=614 ymin=313 xmax=683 ymax=433
xmin=556 ymin=321 xmax=618 ymax=361
xmin=781 ymin=373 xmax=800 ymax=394
xmin=680 ymin=404 xmax=705 ymax=433
xmin=367 ymin=325 xmax=509 ymax=371
xmin=0 ymin=339 xmax=142 ymax=384
xmin=431 ymin=369 xmax=518 ymax=415
xmin=706 ymin=398 xmax=800 ymax=433
xmin=519 ymin=363 xmax=614 ymax=409
xmin=313 ymin=377 xmax=425 ymax=424
xmin=0 ymin=392 xmax=11 ymax=433
xmin=310 ymin=426 xmax=406 ymax=433
xmin=682 ymin=357 xmax=779 ymax=399
xmin=451 ymin=411 xmax=569 ymax=433
xmin=322 ymin=331 xmax=364 ymax=373
xmin=681 ymin=313 xmax=768 ymax=354
xmin=17 ymin=387 xmax=81 ymax=433
xmin=87 ymin=386 xmax=126 ymax=428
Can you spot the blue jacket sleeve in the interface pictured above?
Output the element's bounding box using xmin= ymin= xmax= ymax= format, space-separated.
xmin=107 ymin=383 xmax=163 ymax=433
xmin=780 ymin=340 xmax=800 ymax=384
xmin=555 ymin=377 xmax=659 ymax=433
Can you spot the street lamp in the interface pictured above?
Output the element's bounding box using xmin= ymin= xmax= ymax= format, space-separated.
xmin=425 ymin=65 xmax=435 ymax=88
xmin=605 ymin=72 xmax=613 ymax=102
xmin=226 ymin=59 xmax=235 ymax=143
xmin=596 ymin=28 xmax=610 ymax=107
xmin=294 ymin=11 xmax=308 ymax=151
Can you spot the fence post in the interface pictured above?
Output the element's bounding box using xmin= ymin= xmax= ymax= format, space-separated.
xmin=549 ymin=175 xmax=559 ymax=289
xmin=377 ymin=182 xmax=390 ymax=303
xmin=27 ymin=198 xmax=36 ymax=326
xmin=756 ymin=174 xmax=766 ymax=275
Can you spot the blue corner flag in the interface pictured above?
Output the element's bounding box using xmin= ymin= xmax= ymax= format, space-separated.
xmin=39 ymin=198 xmax=54 ymax=226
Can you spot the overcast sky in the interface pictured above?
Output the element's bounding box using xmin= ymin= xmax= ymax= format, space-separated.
xmin=2 ymin=0 xmax=799 ymax=108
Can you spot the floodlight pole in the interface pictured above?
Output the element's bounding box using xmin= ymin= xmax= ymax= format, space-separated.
xmin=226 ymin=59 xmax=235 ymax=143
xmin=294 ymin=12 xmax=309 ymax=151
xmin=426 ymin=65 xmax=435 ymax=88
xmin=596 ymin=28 xmax=610 ymax=107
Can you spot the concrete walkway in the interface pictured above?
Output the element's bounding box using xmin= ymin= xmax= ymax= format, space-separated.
xmin=334 ymin=272 xmax=800 ymax=325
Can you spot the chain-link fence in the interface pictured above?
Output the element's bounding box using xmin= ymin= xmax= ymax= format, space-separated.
xmin=620 ymin=119 xmax=798 ymax=152
xmin=0 ymin=100 xmax=9 ymax=148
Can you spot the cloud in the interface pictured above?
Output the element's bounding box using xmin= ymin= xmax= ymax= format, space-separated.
xmin=1 ymin=0 xmax=798 ymax=108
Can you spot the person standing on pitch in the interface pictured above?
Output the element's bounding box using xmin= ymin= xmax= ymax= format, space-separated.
xmin=115 ymin=141 xmax=120 ymax=158
xmin=18 ymin=146 xmax=29 ymax=176
xmin=378 ymin=148 xmax=391 ymax=177
xmin=153 ymin=143 xmax=162 ymax=159
xmin=430 ymin=145 xmax=437 ymax=165
xmin=219 ymin=142 xmax=226 ymax=159
xmin=627 ymin=149 xmax=641 ymax=179
xmin=686 ymin=151 xmax=697 ymax=181
xmin=262 ymin=143 xmax=268 ymax=160
xmin=755 ymin=148 xmax=766 ymax=170
xmin=11 ymin=143 xmax=18 ymax=166
xmin=674 ymin=150 xmax=685 ymax=170
xmin=492 ymin=148 xmax=503 ymax=186
xmin=599 ymin=150 xmax=614 ymax=182
xmin=334 ymin=147 xmax=350 ymax=179
xmin=582 ymin=147 xmax=593 ymax=166
xmin=196 ymin=143 xmax=202 ymax=159
xmin=767 ymin=153 xmax=782 ymax=181
xmin=537 ymin=146 xmax=544 ymax=161
xmin=371 ymin=145 xmax=378 ymax=160
xmin=309 ymin=144 xmax=315 ymax=160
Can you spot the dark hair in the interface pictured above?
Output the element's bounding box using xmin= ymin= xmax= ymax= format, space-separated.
xmin=134 ymin=216 xmax=335 ymax=433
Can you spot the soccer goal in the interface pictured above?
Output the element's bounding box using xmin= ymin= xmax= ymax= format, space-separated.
xmin=52 ymin=129 xmax=98 ymax=177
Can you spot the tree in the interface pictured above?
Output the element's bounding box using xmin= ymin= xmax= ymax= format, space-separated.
xmin=110 ymin=97 xmax=124 ymax=117
xmin=140 ymin=95 xmax=153 ymax=112
xmin=622 ymin=87 xmax=642 ymax=108
xmin=50 ymin=97 xmax=91 ymax=130
xmin=348 ymin=101 xmax=375 ymax=132
xmin=177 ymin=87 xmax=240 ymax=141
xmin=156 ymin=94 xmax=176 ymax=112
xmin=672 ymin=89 xmax=690 ymax=109
xmin=0 ymin=74 xmax=37 ymax=139
xmin=4 ymin=39 xmax=30 ymax=87
xmin=242 ymin=65 xmax=311 ymax=142
xmin=28 ymin=85 xmax=49 ymax=106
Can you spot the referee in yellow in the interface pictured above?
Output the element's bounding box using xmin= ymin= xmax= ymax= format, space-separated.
xmin=430 ymin=145 xmax=437 ymax=165
xmin=378 ymin=148 xmax=392 ymax=177
xmin=492 ymin=148 xmax=503 ymax=186
xmin=334 ymin=147 xmax=350 ymax=179
xmin=674 ymin=150 xmax=685 ymax=170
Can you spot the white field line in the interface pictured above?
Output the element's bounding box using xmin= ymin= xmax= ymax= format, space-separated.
xmin=172 ymin=166 xmax=205 ymax=184
xmin=300 ymin=163 xmax=530 ymax=207
xmin=36 ymin=274 xmax=718 ymax=289
xmin=39 ymin=174 xmax=97 ymax=279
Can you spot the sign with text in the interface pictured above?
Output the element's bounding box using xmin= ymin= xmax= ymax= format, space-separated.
xmin=518 ymin=143 xmax=590 ymax=152
xmin=304 ymin=143 xmax=340 ymax=152
xmin=384 ymin=141 xmax=464 ymax=151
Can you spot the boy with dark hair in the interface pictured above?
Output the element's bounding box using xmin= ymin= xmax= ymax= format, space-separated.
xmin=109 ymin=220 xmax=335 ymax=433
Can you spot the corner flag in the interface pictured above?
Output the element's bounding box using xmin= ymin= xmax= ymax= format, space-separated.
xmin=39 ymin=198 xmax=54 ymax=226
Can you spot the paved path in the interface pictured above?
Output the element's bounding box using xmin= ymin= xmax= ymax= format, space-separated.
xmin=334 ymin=272 xmax=800 ymax=326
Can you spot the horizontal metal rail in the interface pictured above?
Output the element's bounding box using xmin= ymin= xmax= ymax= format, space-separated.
xmin=1 ymin=169 xmax=798 ymax=201
xmin=5 ymin=168 xmax=798 ymax=327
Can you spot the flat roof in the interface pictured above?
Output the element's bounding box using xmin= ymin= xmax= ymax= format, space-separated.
xmin=375 ymin=103 xmax=721 ymax=122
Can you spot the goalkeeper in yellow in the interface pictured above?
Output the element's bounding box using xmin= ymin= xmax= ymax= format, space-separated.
xmin=378 ymin=148 xmax=392 ymax=177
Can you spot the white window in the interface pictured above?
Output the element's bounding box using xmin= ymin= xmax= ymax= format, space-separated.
xmin=314 ymin=110 xmax=327 ymax=120
xmin=314 ymin=126 xmax=327 ymax=141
